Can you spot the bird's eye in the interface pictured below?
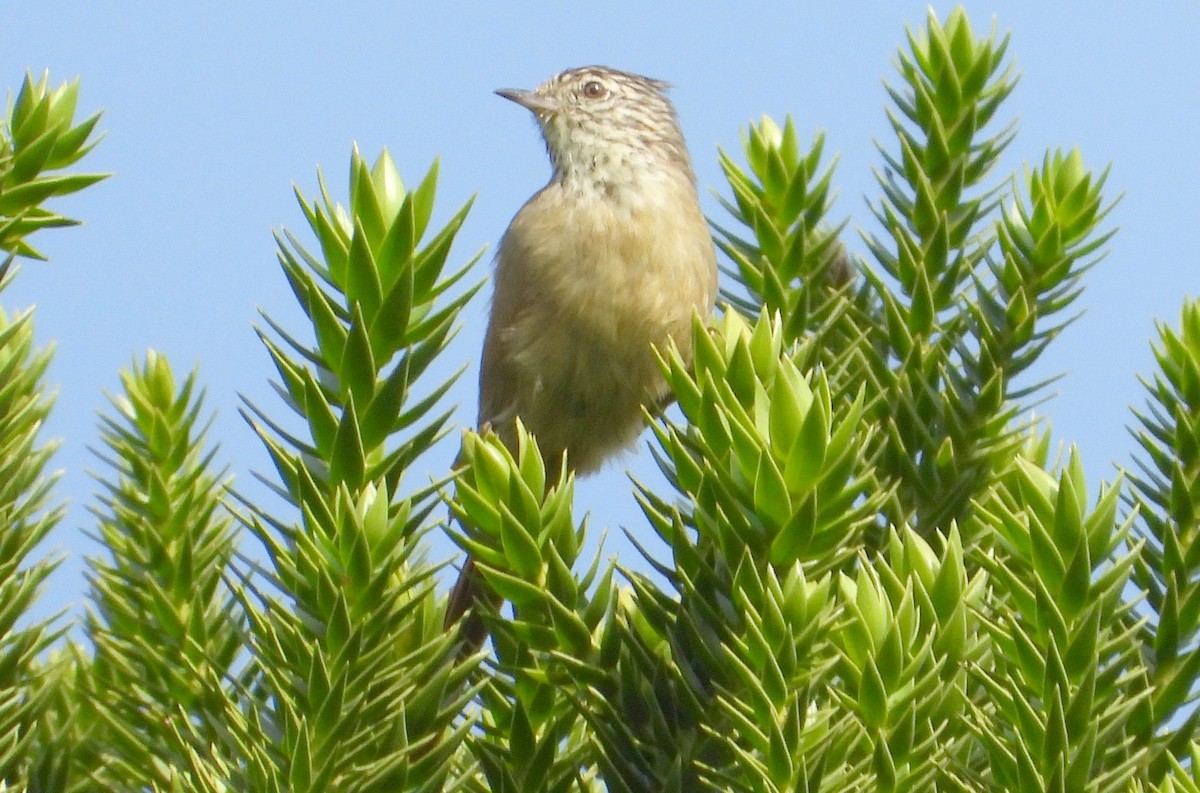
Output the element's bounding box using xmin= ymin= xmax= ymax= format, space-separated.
xmin=581 ymin=80 xmax=607 ymax=99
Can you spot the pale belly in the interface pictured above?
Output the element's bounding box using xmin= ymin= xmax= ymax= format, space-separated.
xmin=502 ymin=274 xmax=700 ymax=472
xmin=487 ymin=179 xmax=717 ymax=473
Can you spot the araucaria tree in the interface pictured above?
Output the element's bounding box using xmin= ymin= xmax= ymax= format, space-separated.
xmin=2 ymin=8 xmax=1198 ymax=792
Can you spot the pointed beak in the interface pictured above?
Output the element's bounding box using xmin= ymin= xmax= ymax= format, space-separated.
xmin=495 ymin=88 xmax=559 ymax=115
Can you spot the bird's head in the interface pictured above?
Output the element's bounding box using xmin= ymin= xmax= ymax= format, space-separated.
xmin=497 ymin=66 xmax=693 ymax=190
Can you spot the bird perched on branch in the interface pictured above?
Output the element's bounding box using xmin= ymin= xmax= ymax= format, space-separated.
xmin=444 ymin=65 xmax=718 ymax=650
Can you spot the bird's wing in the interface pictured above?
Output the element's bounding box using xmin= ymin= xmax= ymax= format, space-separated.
xmin=477 ymin=316 xmax=521 ymax=436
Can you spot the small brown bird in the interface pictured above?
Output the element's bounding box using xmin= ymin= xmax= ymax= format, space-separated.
xmin=445 ymin=66 xmax=718 ymax=648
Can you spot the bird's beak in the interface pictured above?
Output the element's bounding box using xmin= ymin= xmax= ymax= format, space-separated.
xmin=496 ymin=88 xmax=559 ymax=115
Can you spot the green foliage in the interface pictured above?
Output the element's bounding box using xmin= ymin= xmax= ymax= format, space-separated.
xmin=862 ymin=10 xmax=1110 ymax=535
xmin=220 ymin=147 xmax=485 ymax=791
xmin=2 ymin=7 xmax=1200 ymax=793
xmin=0 ymin=70 xmax=104 ymax=792
xmin=713 ymin=115 xmax=850 ymax=340
xmin=0 ymin=291 xmax=62 ymax=786
xmin=74 ymin=352 xmax=243 ymax=791
xmin=971 ymin=454 xmax=1143 ymax=791
xmin=1129 ymin=298 xmax=1200 ymax=776
xmin=447 ymin=424 xmax=604 ymax=792
xmin=0 ymin=71 xmax=107 ymax=260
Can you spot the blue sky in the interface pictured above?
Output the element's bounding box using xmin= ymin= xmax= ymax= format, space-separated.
xmin=3 ymin=4 xmax=1198 ymax=626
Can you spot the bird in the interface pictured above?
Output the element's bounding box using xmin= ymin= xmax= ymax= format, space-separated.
xmin=444 ymin=65 xmax=719 ymax=650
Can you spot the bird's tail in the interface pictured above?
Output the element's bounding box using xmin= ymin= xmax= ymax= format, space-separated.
xmin=443 ymin=556 xmax=498 ymax=654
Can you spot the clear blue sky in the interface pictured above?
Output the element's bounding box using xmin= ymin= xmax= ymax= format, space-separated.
xmin=3 ymin=4 xmax=1198 ymax=626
